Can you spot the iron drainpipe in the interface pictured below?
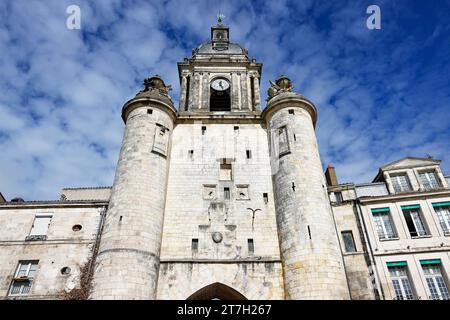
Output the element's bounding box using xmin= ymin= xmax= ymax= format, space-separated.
xmin=355 ymin=198 xmax=385 ymax=300
xmin=87 ymin=204 xmax=108 ymax=288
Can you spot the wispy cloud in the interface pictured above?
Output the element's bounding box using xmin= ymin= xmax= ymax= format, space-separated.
xmin=0 ymin=0 xmax=449 ymax=199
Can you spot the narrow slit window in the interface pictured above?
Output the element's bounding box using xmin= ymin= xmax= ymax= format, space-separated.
xmin=335 ymin=192 xmax=343 ymax=204
xmin=246 ymin=150 xmax=252 ymax=159
xmin=192 ymin=239 xmax=198 ymax=252
xmin=201 ymin=126 xmax=206 ymax=135
xmin=288 ymin=109 xmax=294 ymax=115
xmin=147 ymin=109 xmax=153 ymax=114
xmin=234 ymin=126 xmax=239 ymax=132
xmin=248 ymin=239 xmax=254 ymax=254
xmin=188 ymin=150 xmax=194 ymax=159
xmin=224 ymin=187 xmax=230 ymax=200
xmin=341 ymin=231 xmax=356 ymax=252
xmin=263 ymin=193 xmax=268 ymax=204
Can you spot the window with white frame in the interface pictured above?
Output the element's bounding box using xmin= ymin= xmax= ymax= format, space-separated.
xmin=372 ymin=208 xmax=397 ymax=240
xmin=9 ymin=260 xmax=39 ymax=296
xmin=432 ymin=203 xmax=450 ymax=235
xmin=419 ymin=171 xmax=441 ymax=191
xmin=387 ymin=263 xmax=415 ymax=300
xmin=391 ymin=174 xmax=412 ymax=193
xmin=401 ymin=205 xmax=428 ymax=237
xmin=421 ymin=260 xmax=450 ymax=300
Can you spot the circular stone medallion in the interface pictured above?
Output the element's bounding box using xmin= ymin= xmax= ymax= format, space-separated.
xmin=212 ymin=232 xmax=223 ymax=243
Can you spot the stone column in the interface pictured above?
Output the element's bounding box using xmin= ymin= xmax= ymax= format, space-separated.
xmin=201 ymin=73 xmax=209 ymax=110
xmin=246 ymin=75 xmax=252 ymax=110
xmin=240 ymin=73 xmax=248 ymax=110
xmin=231 ymin=73 xmax=240 ymax=111
xmin=436 ymin=167 xmax=448 ymax=188
xmin=253 ymin=75 xmax=261 ymax=111
xmin=179 ymin=75 xmax=187 ymax=112
xmin=383 ymin=172 xmax=394 ymax=194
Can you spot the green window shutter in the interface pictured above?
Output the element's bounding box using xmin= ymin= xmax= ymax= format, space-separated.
xmin=401 ymin=204 xmax=420 ymax=210
xmin=432 ymin=202 xmax=450 ymax=208
xmin=386 ymin=261 xmax=407 ymax=267
xmin=420 ymin=259 xmax=441 ymax=265
xmin=372 ymin=208 xmax=390 ymax=213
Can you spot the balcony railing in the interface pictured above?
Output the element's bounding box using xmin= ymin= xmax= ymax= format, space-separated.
xmin=24 ymin=235 xmax=47 ymax=241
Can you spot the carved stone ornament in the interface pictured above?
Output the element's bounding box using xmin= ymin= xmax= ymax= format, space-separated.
xmin=267 ymin=75 xmax=294 ymax=100
xmin=212 ymin=232 xmax=223 ymax=243
xmin=139 ymin=75 xmax=172 ymax=97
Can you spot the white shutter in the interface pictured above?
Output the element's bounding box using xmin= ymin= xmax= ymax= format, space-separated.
xmin=29 ymin=216 xmax=52 ymax=236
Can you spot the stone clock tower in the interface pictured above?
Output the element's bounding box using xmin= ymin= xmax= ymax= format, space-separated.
xmin=90 ymin=18 xmax=350 ymax=300
xmin=178 ymin=20 xmax=262 ymax=115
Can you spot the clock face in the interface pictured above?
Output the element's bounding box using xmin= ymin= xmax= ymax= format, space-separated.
xmin=211 ymin=79 xmax=230 ymax=91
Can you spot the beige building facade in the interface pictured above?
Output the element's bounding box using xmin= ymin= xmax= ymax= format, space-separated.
xmin=1 ymin=21 xmax=449 ymax=300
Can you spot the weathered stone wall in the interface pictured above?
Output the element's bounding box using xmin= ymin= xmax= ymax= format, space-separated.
xmin=60 ymin=187 xmax=111 ymax=201
xmin=0 ymin=205 xmax=103 ymax=299
xmin=264 ymin=100 xmax=350 ymax=299
xmin=332 ymin=203 xmax=376 ymax=300
xmin=159 ymin=122 xmax=284 ymax=299
xmin=157 ymin=262 xmax=284 ymax=299
xmin=90 ymin=103 xmax=174 ymax=300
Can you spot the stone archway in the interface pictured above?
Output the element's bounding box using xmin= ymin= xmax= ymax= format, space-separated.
xmin=186 ymin=282 xmax=247 ymax=300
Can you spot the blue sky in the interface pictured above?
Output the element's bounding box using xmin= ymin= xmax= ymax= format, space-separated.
xmin=0 ymin=0 xmax=449 ymax=200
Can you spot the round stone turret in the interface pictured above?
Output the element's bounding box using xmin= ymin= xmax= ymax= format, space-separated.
xmin=90 ymin=76 xmax=177 ymax=299
xmin=262 ymin=76 xmax=350 ymax=299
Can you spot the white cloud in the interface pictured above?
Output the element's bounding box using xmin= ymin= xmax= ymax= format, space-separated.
xmin=0 ymin=0 xmax=449 ymax=200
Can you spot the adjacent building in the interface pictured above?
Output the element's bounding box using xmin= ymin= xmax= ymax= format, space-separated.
xmin=327 ymin=157 xmax=450 ymax=300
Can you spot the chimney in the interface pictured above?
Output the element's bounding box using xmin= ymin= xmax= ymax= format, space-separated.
xmin=325 ymin=164 xmax=339 ymax=186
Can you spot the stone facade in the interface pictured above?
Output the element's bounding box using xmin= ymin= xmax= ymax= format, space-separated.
xmin=0 ymin=202 xmax=106 ymax=299
xmin=328 ymin=157 xmax=450 ymax=300
xmin=1 ymin=21 xmax=450 ymax=300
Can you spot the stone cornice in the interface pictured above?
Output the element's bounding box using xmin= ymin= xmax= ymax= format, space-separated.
xmin=121 ymin=97 xmax=178 ymax=124
xmin=261 ymin=93 xmax=317 ymax=128
xmin=0 ymin=201 xmax=108 ymax=210
xmin=358 ymin=188 xmax=450 ymax=204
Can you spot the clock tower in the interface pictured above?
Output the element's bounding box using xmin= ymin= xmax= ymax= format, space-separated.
xmin=178 ymin=19 xmax=262 ymax=115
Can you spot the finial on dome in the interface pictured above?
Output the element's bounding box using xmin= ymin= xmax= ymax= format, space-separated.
xmin=217 ymin=11 xmax=225 ymax=25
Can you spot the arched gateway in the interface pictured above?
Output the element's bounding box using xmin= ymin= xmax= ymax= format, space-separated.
xmin=187 ymin=282 xmax=247 ymax=300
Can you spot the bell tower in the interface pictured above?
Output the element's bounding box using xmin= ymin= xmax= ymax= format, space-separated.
xmin=178 ymin=17 xmax=262 ymax=115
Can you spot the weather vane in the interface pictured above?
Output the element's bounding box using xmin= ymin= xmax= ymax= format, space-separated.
xmin=217 ymin=11 xmax=225 ymax=24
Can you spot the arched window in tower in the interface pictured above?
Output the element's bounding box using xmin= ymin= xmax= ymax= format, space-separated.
xmin=210 ymin=78 xmax=231 ymax=111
